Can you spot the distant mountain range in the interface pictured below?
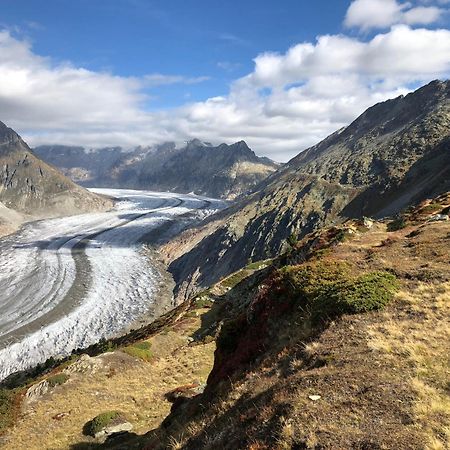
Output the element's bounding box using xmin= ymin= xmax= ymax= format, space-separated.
xmin=164 ymin=80 xmax=450 ymax=299
xmin=34 ymin=139 xmax=279 ymax=200
xmin=0 ymin=121 xmax=111 ymax=235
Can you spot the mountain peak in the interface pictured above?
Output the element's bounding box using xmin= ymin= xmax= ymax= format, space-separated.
xmin=0 ymin=121 xmax=112 ymax=234
xmin=0 ymin=121 xmax=23 ymax=151
xmin=185 ymin=138 xmax=209 ymax=149
xmin=233 ymin=140 xmax=251 ymax=150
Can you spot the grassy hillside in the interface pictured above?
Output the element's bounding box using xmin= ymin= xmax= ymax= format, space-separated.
xmin=1 ymin=193 xmax=448 ymax=449
xmin=147 ymin=194 xmax=449 ymax=450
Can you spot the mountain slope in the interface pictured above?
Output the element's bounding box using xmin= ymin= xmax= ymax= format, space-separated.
xmin=0 ymin=121 xmax=112 ymax=234
xmin=34 ymin=140 xmax=279 ymax=200
xmin=163 ymin=80 xmax=450 ymax=299
xmin=148 ymin=203 xmax=450 ymax=450
xmin=3 ymin=196 xmax=448 ymax=449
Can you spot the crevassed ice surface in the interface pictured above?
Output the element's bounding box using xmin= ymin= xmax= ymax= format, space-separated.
xmin=0 ymin=188 xmax=223 ymax=380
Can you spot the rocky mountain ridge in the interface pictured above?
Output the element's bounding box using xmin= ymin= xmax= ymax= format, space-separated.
xmin=163 ymin=80 xmax=450 ymax=300
xmin=0 ymin=121 xmax=112 ymax=236
xmin=34 ymin=139 xmax=279 ymax=200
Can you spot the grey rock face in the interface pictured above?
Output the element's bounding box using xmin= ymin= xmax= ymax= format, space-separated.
xmin=25 ymin=380 xmax=50 ymax=403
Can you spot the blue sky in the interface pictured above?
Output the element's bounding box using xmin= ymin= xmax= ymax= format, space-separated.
xmin=1 ymin=0 xmax=350 ymax=108
xmin=0 ymin=0 xmax=449 ymax=160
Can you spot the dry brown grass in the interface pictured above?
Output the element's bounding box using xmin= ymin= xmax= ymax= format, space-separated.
xmin=368 ymin=281 xmax=450 ymax=450
xmin=302 ymin=341 xmax=322 ymax=358
xmin=1 ymin=313 xmax=215 ymax=450
xmin=4 ymin=213 xmax=450 ymax=450
xmin=276 ymin=416 xmax=295 ymax=449
xmin=147 ymin=217 xmax=450 ymax=449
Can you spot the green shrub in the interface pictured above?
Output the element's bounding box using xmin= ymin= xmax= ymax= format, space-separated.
xmin=43 ymin=356 xmax=56 ymax=370
xmin=92 ymin=338 xmax=117 ymax=354
xmin=420 ymin=203 xmax=442 ymax=214
xmin=287 ymin=233 xmax=298 ymax=248
xmin=282 ymin=261 xmax=349 ymax=301
xmin=387 ymin=217 xmax=407 ymax=232
xmin=46 ymin=373 xmax=69 ymax=387
xmin=313 ymin=271 xmax=399 ymax=321
xmin=334 ymin=229 xmax=348 ymax=243
xmin=83 ymin=411 xmax=125 ymax=436
xmin=280 ymin=262 xmax=399 ymax=323
xmin=121 ymin=341 xmax=153 ymax=361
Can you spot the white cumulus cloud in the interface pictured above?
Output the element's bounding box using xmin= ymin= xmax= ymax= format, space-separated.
xmin=0 ymin=21 xmax=450 ymax=162
xmin=345 ymin=0 xmax=447 ymax=30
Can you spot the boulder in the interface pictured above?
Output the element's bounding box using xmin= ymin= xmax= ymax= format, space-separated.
xmin=64 ymin=354 xmax=103 ymax=375
xmin=363 ymin=217 xmax=374 ymax=229
xmin=94 ymin=421 xmax=133 ymax=439
xmin=83 ymin=411 xmax=132 ymax=440
xmin=25 ymin=380 xmax=49 ymax=403
xmin=429 ymin=214 xmax=449 ymax=221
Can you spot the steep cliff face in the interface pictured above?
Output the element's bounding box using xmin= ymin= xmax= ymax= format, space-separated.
xmin=34 ymin=140 xmax=279 ymax=200
xmin=165 ymin=80 xmax=450 ymax=299
xmin=0 ymin=121 xmax=112 ymax=234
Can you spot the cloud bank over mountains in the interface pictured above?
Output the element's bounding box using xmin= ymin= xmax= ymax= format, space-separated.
xmin=1 ymin=0 xmax=449 ymax=161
